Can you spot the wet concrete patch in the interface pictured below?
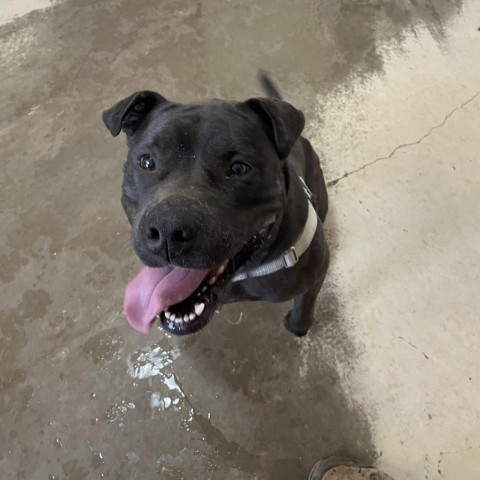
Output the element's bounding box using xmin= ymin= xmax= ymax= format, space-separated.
xmin=82 ymin=327 xmax=125 ymax=364
xmin=0 ymin=289 xmax=52 ymax=406
xmin=61 ymin=459 xmax=89 ymax=480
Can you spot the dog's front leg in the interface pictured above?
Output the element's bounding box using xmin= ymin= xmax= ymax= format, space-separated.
xmin=283 ymin=268 xmax=328 ymax=337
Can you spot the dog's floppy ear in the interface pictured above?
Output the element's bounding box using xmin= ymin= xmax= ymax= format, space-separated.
xmin=102 ymin=91 xmax=167 ymax=137
xmin=245 ymin=98 xmax=305 ymax=159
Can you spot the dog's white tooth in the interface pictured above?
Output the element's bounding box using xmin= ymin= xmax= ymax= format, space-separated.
xmin=201 ymin=286 xmax=207 ymax=293
xmin=189 ymin=313 xmax=196 ymax=321
xmin=217 ymin=264 xmax=225 ymax=275
xmin=175 ymin=317 xmax=182 ymax=325
xmin=183 ymin=314 xmax=189 ymax=322
xmin=170 ymin=314 xmax=176 ymax=321
xmin=164 ymin=311 xmax=171 ymax=319
xmin=208 ymin=276 xmax=217 ymax=285
xmin=194 ymin=302 xmax=205 ymax=316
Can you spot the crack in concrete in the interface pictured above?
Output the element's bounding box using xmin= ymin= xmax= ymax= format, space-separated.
xmin=398 ymin=336 xmax=430 ymax=360
xmin=327 ymin=89 xmax=480 ymax=187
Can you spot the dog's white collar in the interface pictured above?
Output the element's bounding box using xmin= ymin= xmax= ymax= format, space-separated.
xmin=232 ymin=177 xmax=318 ymax=282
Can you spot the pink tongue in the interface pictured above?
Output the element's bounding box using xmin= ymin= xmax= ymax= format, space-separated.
xmin=123 ymin=266 xmax=209 ymax=333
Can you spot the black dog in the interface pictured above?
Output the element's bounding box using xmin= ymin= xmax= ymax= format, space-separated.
xmin=102 ymin=74 xmax=329 ymax=337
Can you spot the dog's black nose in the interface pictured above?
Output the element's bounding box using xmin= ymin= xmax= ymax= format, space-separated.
xmin=146 ymin=223 xmax=194 ymax=249
xmin=142 ymin=206 xmax=200 ymax=258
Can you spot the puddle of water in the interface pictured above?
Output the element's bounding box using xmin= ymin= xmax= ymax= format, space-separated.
xmin=163 ymin=373 xmax=184 ymax=397
xmin=180 ymin=407 xmax=196 ymax=433
xmin=127 ymin=342 xmax=187 ymax=408
xmin=150 ymin=393 xmax=174 ymax=411
xmin=150 ymin=392 xmax=168 ymax=409
xmin=90 ymin=452 xmax=105 ymax=469
xmin=103 ymin=400 xmax=136 ymax=426
xmin=82 ymin=328 xmax=125 ymax=365
xmin=125 ymin=340 xmax=202 ymax=436
xmin=127 ymin=344 xmax=181 ymax=380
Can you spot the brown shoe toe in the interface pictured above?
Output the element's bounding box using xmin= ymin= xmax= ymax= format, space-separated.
xmin=308 ymin=457 xmax=395 ymax=480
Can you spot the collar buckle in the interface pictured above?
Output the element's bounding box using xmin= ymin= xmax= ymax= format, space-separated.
xmin=282 ymin=247 xmax=299 ymax=268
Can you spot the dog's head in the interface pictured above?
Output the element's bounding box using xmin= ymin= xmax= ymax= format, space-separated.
xmin=103 ymin=90 xmax=304 ymax=335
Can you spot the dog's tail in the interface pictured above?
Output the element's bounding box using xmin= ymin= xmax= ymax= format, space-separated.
xmin=258 ymin=70 xmax=282 ymax=99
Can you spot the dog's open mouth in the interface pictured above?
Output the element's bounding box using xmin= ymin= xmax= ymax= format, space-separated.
xmin=123 ymin=224 xmax=272 ymax=335
xmin=160 ymin=260 xmax=228 ymax=335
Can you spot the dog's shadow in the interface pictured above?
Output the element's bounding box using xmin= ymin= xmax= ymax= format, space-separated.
xmin=172 ymin=216 xmax=376 ymax=480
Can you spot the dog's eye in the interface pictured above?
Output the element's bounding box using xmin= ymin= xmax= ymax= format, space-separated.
xmin=138 ymin=154 xmax=156 ymax=171
xmin=228 ymin=161 xmax=251 ymax=176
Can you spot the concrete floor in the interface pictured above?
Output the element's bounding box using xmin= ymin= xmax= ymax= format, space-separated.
xmin=1 ymin=0 xmax=479 ymax=479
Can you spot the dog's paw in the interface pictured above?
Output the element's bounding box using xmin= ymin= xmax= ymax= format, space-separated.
xmin=283 ymin=310 xmax=310 ymax=337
